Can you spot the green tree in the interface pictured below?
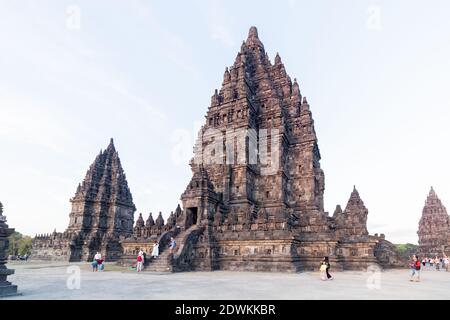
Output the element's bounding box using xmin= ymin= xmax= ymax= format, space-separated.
xmin=18 ymin=236 xmax=33 ymax=256
xmin=7 ymin=231 xmax=33 ymax=256
xmin=396 ymin=243 xmax=419 ymax=260
xmin=7 ymin=231 xmax=23 ymax=256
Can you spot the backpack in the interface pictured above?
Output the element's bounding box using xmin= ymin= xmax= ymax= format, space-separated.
xmin=415 ymin=260 xmax=421 ymax=270
xmin=137 ymin=255 xmax=142 ymax=262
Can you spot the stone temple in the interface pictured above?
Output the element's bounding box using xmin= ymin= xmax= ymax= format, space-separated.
xmin=32 ymin=27 xmax=400 ymax=271
xmin=417 ymin=187 xmax=450 ymax=257
xmin=32 ymin=139 xmax=135 ymax=261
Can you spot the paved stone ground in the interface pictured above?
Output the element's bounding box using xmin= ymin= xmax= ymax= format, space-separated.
xmin=3 ymin=261 xmax=450 ymax=300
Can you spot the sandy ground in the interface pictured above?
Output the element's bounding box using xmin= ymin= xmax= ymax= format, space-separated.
xmin=3 ymin=261 xmax=450 ymax=300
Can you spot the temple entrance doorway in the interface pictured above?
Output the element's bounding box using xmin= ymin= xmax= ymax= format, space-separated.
xmin=186 ymin=207 xmax=198 ymax=227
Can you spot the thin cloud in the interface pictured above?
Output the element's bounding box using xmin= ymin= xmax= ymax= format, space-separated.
xmin=203 ymin=0 xmax=236 ymax=47
xmin=130 ymin=0 xmax=200 ymax=76
xmin=0 ymin=93 xmax=70 ymax=153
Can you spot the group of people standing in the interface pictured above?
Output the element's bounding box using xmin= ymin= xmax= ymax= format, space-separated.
xmin=136 ymin=240 xmax=161 ymax=272
xmin=89 ymin=237 xmax=178 ymax=272
xmin=317 ymin=254 xmax=450 ymax=283
xmin=409 ymin=254 xmax=450 ymax=282
xmin=420 ymin=256 xmax=449 ymax=271
xmin=135 ymin=237 xmax=177 ymax=272
xmin=407 ymin=253 xmax=449 ymax=282
xmin=317 ymin=253 xmax=450 ymax=283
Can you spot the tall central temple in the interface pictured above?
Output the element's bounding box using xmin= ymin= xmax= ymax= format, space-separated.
xmin=32 ymin=27 xmax=400 ymax=271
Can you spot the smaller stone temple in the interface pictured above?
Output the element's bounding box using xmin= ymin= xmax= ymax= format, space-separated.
xmin=417 ymin=187 xmax=450 ymax=257
xmin=32 ymin=139 xmax=136 ymax=262
xmin=0 ymin=201 xmax=20 ymax=297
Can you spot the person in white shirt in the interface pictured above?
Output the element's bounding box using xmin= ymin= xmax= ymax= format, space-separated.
xmin=94 ymin=252 xmax=102 ymax=261
xmin=151 ymin=241 xmax=159 ymax=258
xmin=443 ymin=255 xmax=449 ymax=272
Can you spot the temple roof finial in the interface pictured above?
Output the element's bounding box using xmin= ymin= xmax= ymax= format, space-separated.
xmin=240 ymin=41 xmax=246 ymax=52
xmin=275 ymin=52 xmax=281 ymax=65
xmin=292 ymin=78 xmax=300 ymax=95
xmin=350 ymin=185 xmax=360 ymax=199
xmin=248 ymin=26 xmax=258 ymax=39
xmin=107 ymin=138 xmax=116 ymax=152
xmin=428 ymin=186 xmax=438 ymax=199
xmin=302 ymin=96 xmax=308 ymax=104
xmin=223 ymin=67 xmax=231 ymax=83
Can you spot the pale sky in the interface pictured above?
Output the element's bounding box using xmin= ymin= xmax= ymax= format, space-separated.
xmin=1 ymin=0 xmax=450 ymax=244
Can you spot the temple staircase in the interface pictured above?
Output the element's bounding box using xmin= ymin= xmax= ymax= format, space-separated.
xmin=145 ymin=224 xmax=200 ymax=272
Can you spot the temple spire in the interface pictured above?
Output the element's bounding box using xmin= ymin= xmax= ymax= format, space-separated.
xmin=334 ymin=187 xmax=369 ymax=237
xmin=245 ymin=26 xmax=264 ymax=50
xmin=155 ymin=212 xmax=165 ymax=227
xmin=418 ymin=187 xmax=450 ymax=256
xmin=223 ymin=67 xmax=231 ymax=84
xmin=107 ymin=138 xmax=115 ymax=151
xmin=68 ymin=138 xmax=135 ymax=237
xmin=349 ymin=185 xmax=361 ymax=201
xmin=146 ymin=213 xmax=155 ymax=227
xmin=248 ymin=26 xmax=258 ymax=39
xmin=136 ymin=213 xmax=144 ymax=227
xmin=274 ymin=52 xmax=282 ymax=65
xmin=429 ymin=186 xmax=436 ymax=197
xmin=292 ymin=78 xmax=300 ymax=96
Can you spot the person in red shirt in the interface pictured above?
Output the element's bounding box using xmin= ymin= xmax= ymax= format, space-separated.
xmin=136 ymin=251 xmax=144 ymax=272
xmin=409 ymin=254 xmax=421 ymax=282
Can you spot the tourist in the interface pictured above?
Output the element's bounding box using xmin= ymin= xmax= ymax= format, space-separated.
xmin=94 ymin=252 xmax=102 ymax=263
xmin=151 ymin=241 xmax=159 ymax=258
xmin=91 ymin=258 xmax=98 ymax=272
xmin=97 ymin=258 xmax=104 ymax=271
xmin=136 ymin=251 xmax=144 ymax=272
xmin=409 ymin=255 xmax=421 ymax=282
xmin=444 ymin=256 xmax=450 ymax=272
xmin=319 ymin=261 xmax=327 ymax=281
xmin=91 ymin=252 xmax=102 ymax=272
xmin=434 ymin=256 xmax=440 ymax=271
xmin=169 ymin=237 xmax=177 ymax=255
xmin=323 ymin=256 xmax=333 ymax=280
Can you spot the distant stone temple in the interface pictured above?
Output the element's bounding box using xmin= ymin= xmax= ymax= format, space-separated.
xmin=417 ymin=187 xmax=450 ymax=257
xmin=32 ymin=139 xmax=135 ymax=261
xmin=32 ymin=27 xmax=400 ymax=271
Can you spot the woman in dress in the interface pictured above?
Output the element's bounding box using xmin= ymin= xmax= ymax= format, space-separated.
xmin=319 ymin=261 xmax=327 ymax=281
xmin=151 ymin=241 xmax=159 ymax=258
